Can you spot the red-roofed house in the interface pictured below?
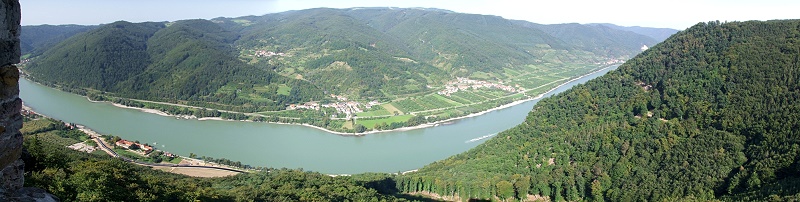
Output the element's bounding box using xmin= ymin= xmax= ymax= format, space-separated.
xmin=115 ymin=140 xmax=135 ymax=149
xmin=140 ymin=145 xmax=154 ymax=154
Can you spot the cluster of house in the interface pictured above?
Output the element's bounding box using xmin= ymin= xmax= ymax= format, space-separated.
xmin=163 ymin=151 xmax=177 ymax=158
xmin=115 ymin=139 xmax=154 ymax=154
xmin=322 ymin=101 xmax=363 ymax=115
xmin=288 ymin=102 xmax=320 ymax=110
xmin=254 ymin=50 xmax=286 ymax=57
xmin=437 ymin=77 xmax=520 ymax=96
xmin=287 ymin=94 xmax=382 ymax=117
xmin=599 ymin=59 xmax=627 ymax=65
xmin=63 ymin=122 xmax=75 ymax=130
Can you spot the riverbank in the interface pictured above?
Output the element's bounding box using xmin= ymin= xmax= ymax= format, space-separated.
xmin=108 ymin=65 xmax=615 ymax=136
xmin=23 ymin=106 xmax=244 ymax=177
xmin=27 ymin=64 xmax=616 ymax=137
xmin=21 ymin=65 xmax=618 ymax=174
xmin=78 ymin=123 xmax=245 ymax=177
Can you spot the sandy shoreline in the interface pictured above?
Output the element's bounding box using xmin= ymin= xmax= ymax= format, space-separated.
xmin=110 ymin=103 xmax=172 ymax=116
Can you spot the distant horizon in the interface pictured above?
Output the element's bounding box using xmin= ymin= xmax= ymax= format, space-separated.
xmin=21 ymin=0 xmax=800 ymax=30
xmin=22 ymin=7 xmax=689 ymax=30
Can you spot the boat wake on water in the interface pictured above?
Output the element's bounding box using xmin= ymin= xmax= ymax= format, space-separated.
xmin=465 ymin=133 xmax=496 ymax=143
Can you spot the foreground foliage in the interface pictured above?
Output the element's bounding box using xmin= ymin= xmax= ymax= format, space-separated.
xmin=398 ymin=20 xmax=800 ymax=201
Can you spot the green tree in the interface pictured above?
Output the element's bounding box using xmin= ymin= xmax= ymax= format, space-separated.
xmin=591 ymin=179 xmax=605 ymax=202
xmin=354 ymin=124 xmax=367 ymax=133
xmin=496 ymin=180 xmax=514 ymax=201
xmin=514 ymin=175 xmax=530 ymax=200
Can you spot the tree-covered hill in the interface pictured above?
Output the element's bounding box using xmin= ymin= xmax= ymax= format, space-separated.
xmin=221 ymin=7 xmax=660 ymax=97
xmin=24 ymin=7 xmax=664 ymax=103
xmin=226 ymin=8 xmax=448 ymax=98
xmin=24 ymin=20 xmax=326 ymax=112
xmin=590 ymin=23 xmax=680 ymax=42
xmin=20 ymin=24 xmax=97 ymax=57
xmin=397 ymin=20 xmax=800 ymax=201
xmin=22 ymin=7 xmax=667 ymax=114
xmin=515 ymin=22 xmax=659 ymax=57
xmin=25 ymin=21 xmax=162 ymax=91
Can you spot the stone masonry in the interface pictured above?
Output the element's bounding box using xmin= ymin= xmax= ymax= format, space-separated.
xmin=0 ymin=0 xmax=23 ymax=199
xmin=1 ymin=0 xmax=57 ymax=201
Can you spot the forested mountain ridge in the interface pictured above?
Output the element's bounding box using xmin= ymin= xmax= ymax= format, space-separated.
xmin=24 ymin=7 xmax=661 ymax=102
xmin=515 ymin=21 xmax=658 ymax=57
xmin=25 ymin=21 xmax=162 ymax=91
xmin=397 ymin=20 xmax=800 ymax=201
xmin=24 ymin=20 xmax=326 ymax=112
xmin=20 ymin=24 xmax=97 ymax=57
xmin=589 ymin=23 xmax=680 ymax=42
xmin=217 ymin=7 xmax=659 ymax=97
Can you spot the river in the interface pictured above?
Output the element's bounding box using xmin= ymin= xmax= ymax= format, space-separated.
xmin=20 ymin=65 xmax=618 ymax=174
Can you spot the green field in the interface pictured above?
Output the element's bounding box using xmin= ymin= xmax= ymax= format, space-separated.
xmin=357 ymin=115 xmax=414 ymax=129
xmin=277 ymin=84 xmax=292 ymax=96
xmin=169 ymin=157 xmax=183 ymax=164
xmin=380 ymin=103 xmax=403 ymax=115
xmin=355 ymin=109 xmax=392 ymax=117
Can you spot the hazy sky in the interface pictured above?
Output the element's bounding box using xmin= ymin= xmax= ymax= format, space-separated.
xmin=21 ymin=0 xmax=799 ymax=29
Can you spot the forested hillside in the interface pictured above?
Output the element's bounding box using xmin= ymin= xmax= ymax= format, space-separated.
xmin=397 ymin=20 xmax=800 ymax=201
xmin=515 ymin=22 xmax=658 ymax=57
xmin=20 ymin=24 xmax=96 ymax=57
xmin=24 ymin=20 xmax=326 ymax=112
xmin=589 ymin=23 xmax=680 ymax=42
xmin=24 ymin=7 xmax=659 ymax=103
xmin=25 ymin=21 xmax=162 ymax=91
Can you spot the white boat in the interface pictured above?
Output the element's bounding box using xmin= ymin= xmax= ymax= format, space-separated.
xmin=465 ymin=133 xmax=496 ymax=143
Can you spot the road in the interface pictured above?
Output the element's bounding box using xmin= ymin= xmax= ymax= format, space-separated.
xmin=90 ymin=134 xmax=246 ymax=174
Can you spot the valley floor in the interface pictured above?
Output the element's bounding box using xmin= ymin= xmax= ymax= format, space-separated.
xmin=97 ymin=64 xmax=617 ymax=135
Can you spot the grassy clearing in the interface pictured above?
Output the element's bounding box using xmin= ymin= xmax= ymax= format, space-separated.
xmin=431 ymin=94 xmax=463 ymax=106
xmin=169 ymin=157 xmax=183 ymax=164
xmin=444 ymin=95 xmax=472 ymax=105
xmin=342 ymin=120 xmax=353 ymax=129
xmin=114 ymin=148 xmax=145 ymax=160
xmin=33 ymin=131 xmax=80 ymax=146
xmin=21 ymin=119 xmax=57 ymax=135
xmin=380 ymin=103 xmax=403 ymax=115
xmin=356 ymin=109 xmax=391 ymax=117
xmin=232 ymin=19 xmax=253 ymax=26
xmin=469 ymin=71 xmax=494 ymax=80
xmin=393 ymin=99 xmax=424 ymax=112
xmin=357 ymin=115 xmax=413 ymax=129
xmin=277 ymin=84 xmax=291 ymax=96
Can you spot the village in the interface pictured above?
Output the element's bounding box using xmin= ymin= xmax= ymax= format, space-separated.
xmin=287 ymin=78 xmax=522 ymax=117
xmin=287 ymin=94 xmax=381 ymax=118
xmin=597 ymin=58 xmax=628 ymax=65
xmin=253 ymin=50 xmax=286 ymax=57
xmin=437 ymin=77 xmax=521 ymax=97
